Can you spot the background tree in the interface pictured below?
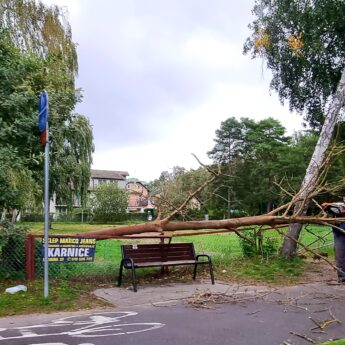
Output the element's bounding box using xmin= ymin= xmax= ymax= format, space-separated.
xmin=51 ymin=114 xmax=94 ymax=211
xmin=244 ymin=0 xmax=345 ymax=128
xmin=0 ymin=0 xmax=94 ymax=217
xmin=208 ymin=117 xmax=295 ymax=216
xmin=91 ymin=183 xmax=128 ymax=223
xmin=0 ymin=33 xmax=44 ymax=216
xmin=1 ymin=0 xmax=78 ymax=77
xmin=149 ymin=166 xmax=211 ymax=219
xmin=207 ymin=117 xmax=246 ymax=218
xmin=244 ymin=0 xmax=345 ymax=257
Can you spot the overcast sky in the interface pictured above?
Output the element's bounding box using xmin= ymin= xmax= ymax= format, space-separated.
xmin=44 ymin=0 xmax=303 ymax=182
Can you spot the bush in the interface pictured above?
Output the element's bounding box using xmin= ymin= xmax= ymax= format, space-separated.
xmin=92 ymin=212 xmax=127 ymax=223
xmin=125 ymin=213 xmax=152 ymax=222
xmin=208 ymin=208 xmax=248 ymax=220
xmin=91 ymin=183 xmax=128 ymax=222
xmin=238 ymin=229 xmax=278 ymax=258
xmin=20 ymin=213 xmax=43 ymax=222
xmin=0 ymin=220 xmax=28 ymax=279
xmin=71 ymin=208 xmax=93 ymax=222
xmin=169 ymin=209 xmax=206 ymax=221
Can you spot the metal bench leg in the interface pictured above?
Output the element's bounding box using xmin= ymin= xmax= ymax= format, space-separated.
xmin=118 ymin=260 xmax=124 ymax=287
xmin=130 ymin=264 xmax=137 ymax=292
xmin=208 ymin=259 xmax=215 ymax=285
xmin=193 ymin=263 xmax=198 ymax=280
xmin=195 ymin=255 xmax=215 ymax=284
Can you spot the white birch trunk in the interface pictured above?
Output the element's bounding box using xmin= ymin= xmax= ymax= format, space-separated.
xmin=280 ymin=68 xmax=345 ymax=257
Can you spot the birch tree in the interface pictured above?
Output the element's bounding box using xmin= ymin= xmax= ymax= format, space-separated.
xmin=244 ymin=0 xmax=345 ymax=257
xmin=280 ymin=70 xmax=345 ymax=256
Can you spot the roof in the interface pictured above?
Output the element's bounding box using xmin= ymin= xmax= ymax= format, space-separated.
xmin=91 ymin=169 xmax=129 ymax=180
xmin=127 ymin=178 xmax=139 ymax=183
xmin=127 ymin=178 xmax=149 ymax=185
xmin=126 ymin=180 xmax=150 ymax=192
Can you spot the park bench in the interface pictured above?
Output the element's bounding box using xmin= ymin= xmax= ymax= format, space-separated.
xmin=118 ymin=242 xmax=215 ymax=292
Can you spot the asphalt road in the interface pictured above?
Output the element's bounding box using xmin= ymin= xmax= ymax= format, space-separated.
xmin=1 ymin=283 xmax=345 ymax=345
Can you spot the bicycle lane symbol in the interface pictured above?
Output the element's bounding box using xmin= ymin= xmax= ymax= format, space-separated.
xmin=0 ymin=311 xmax=165 ymax=341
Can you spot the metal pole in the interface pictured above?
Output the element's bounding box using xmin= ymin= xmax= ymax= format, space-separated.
xmin=43 ymin=101 xmax=50 ymax=299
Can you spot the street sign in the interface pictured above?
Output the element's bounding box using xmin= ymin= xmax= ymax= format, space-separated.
xmin=38 ymin=89 xmax=50 ymax=298
xmin=38 ymin=90 xmax=49 ymax=145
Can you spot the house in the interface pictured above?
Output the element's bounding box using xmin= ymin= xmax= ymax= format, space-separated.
xmin=126 ymin=179 xmax=154 ymax=213
xmin=51 ymin=169 xmax=129 ymax=218
xmin=188 ymin=196 xmax=202 ymax=210
xmin=89 ymin=169 xmax=129 ymax=191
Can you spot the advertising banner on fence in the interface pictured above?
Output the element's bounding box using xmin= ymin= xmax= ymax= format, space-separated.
xmin=41 ymin=237 xmax=97 ymax=263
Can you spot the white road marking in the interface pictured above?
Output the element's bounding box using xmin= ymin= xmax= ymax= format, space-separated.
xmin=28 ymin=343 xmax=69 ymax=345
xmin=28 ymin=343 xmax=95 ymax=345
xmin=0 ymin=312 xmax=165 ymax=340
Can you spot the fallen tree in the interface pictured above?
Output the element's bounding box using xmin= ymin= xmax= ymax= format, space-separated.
xmin=82 ymin=151 xmax=345 ymax=238
xmin=82 ymin=214 xmax=345 ymax=237
xmin=81 ymin=161 xmax=345 ymax=276
xmin=82 ymin=202 xmax=345 ymax=277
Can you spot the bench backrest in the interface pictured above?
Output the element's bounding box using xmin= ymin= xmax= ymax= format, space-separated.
xmin=121 ymin=243 xmax=196 ymax=263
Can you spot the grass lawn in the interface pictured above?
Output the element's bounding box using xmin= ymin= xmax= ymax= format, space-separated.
xmin=0 ymin=278 xmax=111 ymax=317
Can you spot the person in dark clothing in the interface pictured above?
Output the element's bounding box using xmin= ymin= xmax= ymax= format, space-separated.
xmin=322 ymin=199 xmax=345 ymax=283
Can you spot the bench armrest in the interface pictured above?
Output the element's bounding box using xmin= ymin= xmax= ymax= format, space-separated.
xmin=122 ymin=257 xmax=135 ymax=268
xmin=196 ymin=254 xmax=211 ymax=262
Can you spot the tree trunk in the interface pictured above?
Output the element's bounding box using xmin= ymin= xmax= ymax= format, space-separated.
xmin=280 ymin=68 xmax=345 ymax=258
xmin=227 ymin=186 xmax=231 ymax=218
xmin=11 ymin=209 xmax=17 ymax=223
xmin=1 ymin=208 xmax=6 ymax=221
xmin=82 ymin=214 xmax=345 ymax=237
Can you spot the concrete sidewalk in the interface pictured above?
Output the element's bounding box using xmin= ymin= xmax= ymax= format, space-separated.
xmin=93 ymin=280 xmax=274 ymax=309
xmin=92 ymin=280 xmax=345 ymax=343
xmin=93 ymin=279 xmax=345 ymax=309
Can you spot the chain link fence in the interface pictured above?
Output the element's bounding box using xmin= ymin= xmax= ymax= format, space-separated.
xmin=0 ymin=221 xmax=27 ymax=280
xmin=0 ymin=224 xmax=335 ymax=282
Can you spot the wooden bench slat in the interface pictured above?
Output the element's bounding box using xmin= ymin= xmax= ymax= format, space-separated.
xmin=123 ymin=245 xmax=194 ymax=252
xmin=126 ymin=255 xmax=197 ymax=264
xmin=123 ymin=244 xmax=194 ymax=249
xmin=123 ymin=243 xmax=193 ymax=247
xmin=124 ymin=252 xmax=194 ymax=258
xmin=123 ymin=250 xmax=194 ymax=257
xmin=123 ymin=245 xmax=194 ymax=250
xmin=124 ymin=249 xmax=194 ymax=256
xmin=134 ymin=260 xmax=198 ymax=267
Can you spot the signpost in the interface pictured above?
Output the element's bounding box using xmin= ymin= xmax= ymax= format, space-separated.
xmin=38 ymin=90 xmax=49 ymax=298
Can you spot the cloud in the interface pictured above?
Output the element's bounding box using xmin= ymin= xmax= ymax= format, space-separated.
xmin=42 ymin=0 xmax=304 ymax=181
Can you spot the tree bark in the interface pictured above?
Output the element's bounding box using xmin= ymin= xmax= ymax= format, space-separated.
xmin=280 ymin=68 xmax=345 ymax=257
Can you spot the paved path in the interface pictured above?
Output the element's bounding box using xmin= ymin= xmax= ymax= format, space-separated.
xmin=93 ymin=280 xmax=274 ymax=309
xmin=1 ymin=280 xmax=345 ymax=345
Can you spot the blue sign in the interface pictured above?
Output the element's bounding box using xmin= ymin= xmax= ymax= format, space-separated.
xmin=38 ymin=90 xmax=48 ymax=132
